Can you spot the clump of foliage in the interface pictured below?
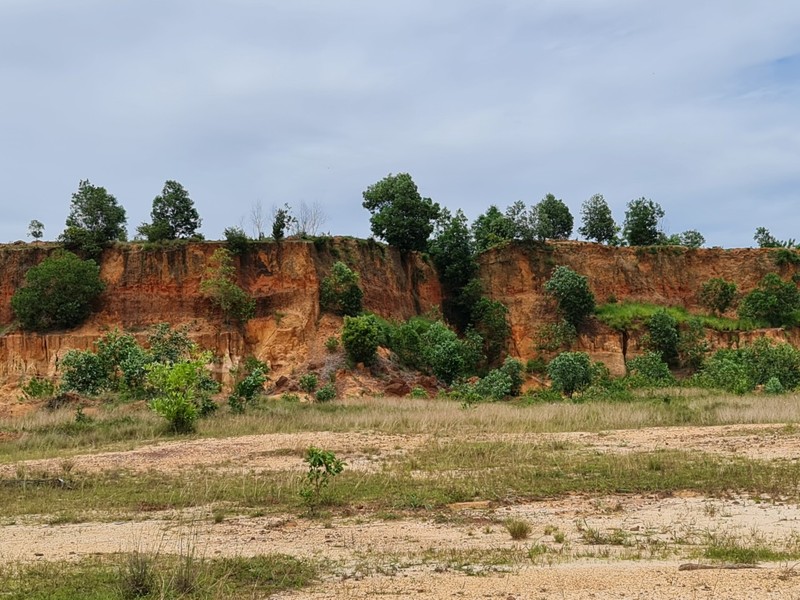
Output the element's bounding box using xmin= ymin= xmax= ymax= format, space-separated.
xmin=59 ymin=179 xmax=127 ymax=258
xmin=738 ymin=273 xmax=800 ymax=327
xmin=362 ymin=172 xmax=441 ymax=252
xmin=626 ymin=352 xmax=674 ymax=387
xmin=579 ymin=193 xmax=618 ymax=244
xmin=457 ymin=357 xmax=525 ymax=403
xmin=324 ymin=336 xmax=340 ymax=353
xmin=677 ymin=317 xmax=709 ymax=370
xmin=765 ymin=376 xmax=784 ymax=394
xmin=11 ymin=250 xmax=105 ymax=331
xmin=530 ymin=193 xmax=573 ymax=240
xmin=272 ymin=204 xmax=296 ymax=241
xmin=224 ymin=226 xmax=251 ymax=255
xmin=300 ymin=446 xmax=345 ymax=509
xmin=298 ymin=373 xmax=319 ymax=393
xmin=471 ymin=297 xmax=510 ymax=367
xmin=315 ymin=383 xmax=336 ymax=403
xmin=754 ymin=227 xmax=795 ymax=249
xmin=20 ymin=376 xmax=56 ymax=400
xmin=420 ymin=322 xmax=482 ymax=384
xmin=137 ymin=180 xmax=202 ymax=241
xmin=320 ymin=261 xmax=363 ymax=316
xmin=544 ymin=266 xmax=596 ymax=327
xmin=471 ymin=205 xmax=515 ymax=252
xmin=27 ymin=219 xmax=44 ymax=240
xmin=536 ymin=319 xmax=577 ymax=353
xmin=342 ymin=314 xmax=381 ymax=365
xmin=228 ymin=356 xmax=269 ymax=414
xmin=643 ymin=309 xmax=679 ymax=366
xmin=200 ymin=248 xmax=255 ymax=325
xmin=547 ymin=351 xmax=593 ymax=397
xmin=622 ymin=197 xmax=664 ymax=246
xmin=700 ymin=278 xmax=737 ymax=315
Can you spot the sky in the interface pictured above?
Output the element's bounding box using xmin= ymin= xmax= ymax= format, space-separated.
xmin=1 ymin=1 xmax=799 ymax=248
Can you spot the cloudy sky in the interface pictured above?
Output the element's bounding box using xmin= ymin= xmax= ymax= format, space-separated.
xmin=2 ymin=1 xmax=799 ymax=248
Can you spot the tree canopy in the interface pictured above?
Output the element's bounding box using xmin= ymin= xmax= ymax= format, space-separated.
xmin=362 ymin=173 xmax=441 ymax=252
xmin=622 ymin=197 xmax=664 ymax=246
xmin=60 ymin=180 xmax=127 ymax=258
xmin=579 ymin=194 xmax=618 ymax=244
xmin=137 ymin=180 xmax=202 ymax=241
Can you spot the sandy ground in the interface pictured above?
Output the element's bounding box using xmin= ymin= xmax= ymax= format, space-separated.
xmin=3 ymin=423 xmax=800 ymax=598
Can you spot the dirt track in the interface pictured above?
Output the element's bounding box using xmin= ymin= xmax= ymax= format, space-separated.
xmin=3 ymin=423 xmax=800 ymax=599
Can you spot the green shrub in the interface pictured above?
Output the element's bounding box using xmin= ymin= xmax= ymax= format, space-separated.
xmin=471 ymin=297 xmax=510 ymax=367
xmin=320 ymin=261 xmax=363 ymax=316
xmin=526 ymin=357 xmax=548 ymax=374
xmin=695 ymin=351 xmax=753 ymax=394
xmin=315 ymin=383 xmax=336 ymax=403
xmin=228 ymin=365 xmax=267 ymax=413
xmin=146 ymin=355 xmax=219 ymax=432
xmin=644 ymin=309 xmax=679 ymax=365
xmin=677 ymin=318 xmax=709 ymax=370
xmin=60 ymin=349 xmax=108 ymax=395
xmin=537 ymin=319 xmax=577 ymax=352
xmin=299 ymin=373 xmax=319 ymax=393
xmin=765 ymin=376 xmax=784 ymax=394
xmin=626 ymin=352 xmax=674 ymax=387
xmin=700 ymin=278 xmax=737 ymax=315
xmin=11 ymin=250 xmax=105 ymax=331
xmin=342 ymin=314 xmax=381 ymax=365
xmin=200 ymin=248 xmax=255 ymax=325
xmin=738 ymin=273 xmax=800 ymax=327
xmin=324 ymin=336 xmax=340 ymax=353
xmin=420 ymin=321 xmax=481 ymax=384
xmin=472 ymin=368 xmax=514 ymax=401
xmin=300 ymin=446 xmax=345 ymax=508
xmin=409 ymin=386 xmax=428 ymax=399
xmin=500 ymin=357 xmax=525 ymax=396
xmin=20 ymin=376 xmax=56 ymax=399
xmin=547 ymin=352 xmax=592 ymax=397
xmin=544 ymin=266 xmax=595 ymax=327
xmin=224 ymin=226 xmax=251 ymax=255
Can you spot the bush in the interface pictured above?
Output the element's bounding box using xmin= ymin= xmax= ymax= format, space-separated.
xmin=20 ymin=376 xmax=56 ymax=399
xmin=700 ymin=278 xmax=737 ymax=315
xmin=420 ymin=321 xmax=481 ymax=384
xmin=11 ymin=250 xmax=105 ymax=331
xmin=537 ymin=319 xmax=577 ymax=353
xmin=342 ymin=314 xmax=381 ymax=365
xmin=320 ymin=261 xmax=363 ymax=316
xmin=146 ymin=355 xmax=219 ymax=432
xmin=765 ymin=376 xmax=784 ymax=394
xmin=547 ymin=352 xmax=592 ymax=397
xmin=200 ymin=248 xmax=255 ymax=325
xmin=471 ymin=297 xmax=510 ymax=367
xmin=544 ymin=266 xmax=595 ymax=327
xmin=626 ymin=352 xmax=674 ymax=387
xmin=224 ymin=226 xmax=251 ymax=254
xmin=738 ymin=273 xmax=800 ymax=327
xmin=315 ymin=383 xmax=336 ymax=403
xmin=299 ymin=373 xmax=319 ymax=393
xmin=695 ymin=350 xmax=753 ymax=394
xmin=644 ymin=310 xmax=679 ymax=366
xmin=60 ymin=349 xmax=108 ymax=395
xmin=324 ymin=336 xmax=340 ymax=353
xmin=228 ymin=362 xmax=268 ymax=413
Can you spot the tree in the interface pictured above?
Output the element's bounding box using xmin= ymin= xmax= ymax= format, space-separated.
xmin=342 ymin=314 xmax=381 ymax=365
xmin=60 ymin=180 xmax=127 ymax=258
xmin=249 ymin=199 xmax=267 ymax=240
xmin=531 ymin=193 xmax=573 ymax=240
xmin=547 ymin=351 xmax=592 ymax=397
xmin=137 ymin=180 xmax=201 ymax=241
xmin=27 ymin=219 xmax=44 ymax=240
xmin=753 ymin=227 xmax=795 ymax=249
xmin=200 ymin=248 xmax=255 ymax=325
xmin=644 ymin=310 xmax=679 ymax=366
xmin=272 ymin=204 xmax=295 ymax=241
xmin=700 ymin=278 xmax=737 ymax=315
xmin=11 ymin=250 xmax=105 ymax=331
xmin=320 ymin=261 xmax=363 ymax=316
xmin=579 ymin=194 xmax=618 ymax=244
xmin=362 ymin=173 xmax=441 ymax=252
xmin=622 ymin=197 xmax=664 ymax=246
xmin=679 ymin=230 xmax=705 ymax=248
xmin=544 ymin=266 xmax=596 ymax=327
xmin=290 ymin=200 xmax=328 ymax=237
xmin=738 ymin=273 xmax=800 ymax=327
xmin=472 ymin=205 xmax=516 ymax=252
xmin=429 ymin=209 xmax=477 ymax=292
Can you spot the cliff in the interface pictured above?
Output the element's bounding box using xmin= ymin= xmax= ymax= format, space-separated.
xmin=1 ymin=239 xmax=797 ymax=400
xmin=0 ymin=239 xmax=441 ymax=397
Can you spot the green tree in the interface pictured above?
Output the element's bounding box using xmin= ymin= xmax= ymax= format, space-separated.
xmin=531 ymin=193 xmax=573 ymax=240
xmin=342 ymin=314 xmax=381 ymax=365
xmin=362 ymin=173 xmax=441 ymax=252
xmin=429 ymin=209 xmax=477 ymax=292
xmin=223 ymin=226 xmax=251 ymax=255
xmin=738 ymin=273 xmax=800 ymax=327
xmin=27 ymin=219 xmax=44 ymax=240
xmin=622 ymin=197 xmax=664 ymax=246
xmin=472 ymin=205 xmax=516 ymax=252
xmin=60 ymin=180 xmax=127 ymax=258
xmin=547 ymin=351 xmax=592 ymax=397
xmin=679 ymin=230 xmax=705 ymax=248
xmin=320 ymin=262 xmax=363 ymax=316
xmin=578 ymin=194 xmax=618 ymax=244
xmin=137 ymin=180 xmax=202 ymax=241
xmin=11 ymin=250 xmax=105 ymax=331
xmin=644 ymin=309 xmax=679 ymax=366
xmin=544 ymin=266 xmax=596 ymax=327
xmin=471 ymin=297 xmax=510 ymax=367
xmin=146 ymin=355 xmax=217 ymax=433
xmin=754 ymin=227 xmax=783 ymax=248
xmin=700 ymin=278 xmax=737 ymax=315
xmin=200 ymin=248 xmax=255 ymax=325
xmin=272 ymin=204 xmax=295 ymax=241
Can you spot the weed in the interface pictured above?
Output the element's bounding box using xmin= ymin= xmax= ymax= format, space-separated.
xmin=505 ymin=518 xmax=531 ymax=540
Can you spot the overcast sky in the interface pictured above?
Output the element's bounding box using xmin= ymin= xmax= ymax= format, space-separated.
xmin=2 ymin=1 xmax=799 ymax=248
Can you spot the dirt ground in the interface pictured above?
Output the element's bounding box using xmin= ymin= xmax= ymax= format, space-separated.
xmin=3 ymin=424 xmax=800 ymax=599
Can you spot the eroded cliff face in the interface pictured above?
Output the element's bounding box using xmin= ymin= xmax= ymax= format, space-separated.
xmin=478 ymin=241 xmax=797 ymax=375
xmin=0 ymin=239 xmax=441 ymax=395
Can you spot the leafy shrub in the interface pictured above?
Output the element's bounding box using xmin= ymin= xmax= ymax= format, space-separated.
xmin=224 ymin=226 xmax=251 ymax=255
xmin=471 ymin=297 xmax=510 ymax=367
xmin=320 ymin=261 xmax=363 ymax=316
xmin=626 ymin=352 xmax=674 ymax=387
xmin=544 ymin=266 xmax=595 ymax=327
xmin=147 ymin=323 xmax=195 ymax=364
xmin=643 ymin=310 xmax=679 ymax=365
xmin=765 ymin=376 xmax=784 ymax=394
xmin=472 ymin=369 xmax=514 ymax=401
xmin=146 ymin=355 xmax=219 ymax=432
xmin=300 ymin=446 xmax=345 ymax=508
xmin=526 ymin=357 xmax=548 ymax=374
xmin=500 ymin=357 xmax=525 ymax=396
xmin=20 ymin=376 xmax=56 ymax=399
xmin=299 ymin=373 xmax=319 ymax=393
xmin=700 ymin=278 xmax=737 ymax=315
xmin=547 ymin=352 xmax=592 ymax=397
xmin=11 ymin=250 xmax=105 ymax=331
xmin=200 ymin=248 xmax=255 ymax=325
xmin=342 ymin=314 xmax=381 ymax=365
xmin=60 ymin=349 xmax=108 ymax=395
xmin=537 ymin=319 xmax=577 ymax=352
xmin=228 ymin=364 xmax=267 ymax=413
xmin=315 ymin=383 xmax=336 ymax=403
xmin=678 ymin=318 xmax=709 ymax=370
xmin=324 ymin=336 xmax=340 ymax=353
xmin=694 ymin=350 xmax=752 ymax=394
xmin=738 ymin=273 xmax=800 ymax=327
xmin=409 ymin=386 xmax=428 ymax=399
xmin=420 ymin=321 xmax=482 ymax=384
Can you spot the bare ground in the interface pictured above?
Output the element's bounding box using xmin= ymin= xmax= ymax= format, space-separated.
xmin=3 ymin=423 xmax=800 ymax=598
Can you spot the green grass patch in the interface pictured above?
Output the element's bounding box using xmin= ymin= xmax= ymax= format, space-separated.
xmin=595 ymin=301 xmax=760 ymax=332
